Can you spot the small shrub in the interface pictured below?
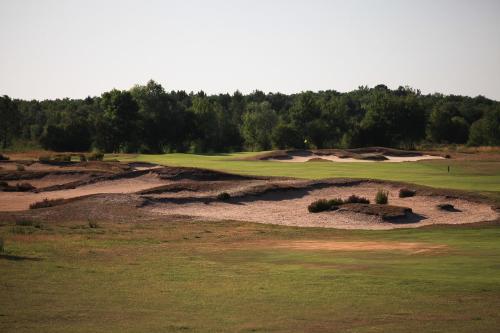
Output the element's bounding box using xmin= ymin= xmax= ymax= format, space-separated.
xmin=444 ymin=154 xmax=451 ymax=159
xmin=399 ymin=188 xmax=416 ymax=198
xmin=308 ymin=199 xmax=332 ymax=213
xmin=79 ymin=154 xmax=87 ymax=162
xmin=88 ymin=152 xmax=104 ymax=161
xmin=345 ymin=195 xmax=370 ymax=204
xmin=217 ymin=192 xmax=231 ymax=201
xmin=16 ymin=164 xmax=25 ymax=171
xmin=0 ymin=153 xmax=9 ymax=161
xmin=29 ymin=198 xmax=64 ymax=209
xmin=375 ymin=190 xmax=389 ymax=205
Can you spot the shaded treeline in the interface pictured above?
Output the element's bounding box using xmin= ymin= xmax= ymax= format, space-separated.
xmin=1 ymin=81 xmax=499 ymax=152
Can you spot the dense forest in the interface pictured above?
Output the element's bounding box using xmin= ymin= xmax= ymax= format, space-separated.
xmin=1 ymin=81 xmax=499 ymax=153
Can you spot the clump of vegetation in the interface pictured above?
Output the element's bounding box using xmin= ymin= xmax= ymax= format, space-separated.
xmin=16 ymin=164 xmax=25 ymax=171
xmin=308 ymin=199 xmax=332 ymax=213
xmin=308 ymin=198 xmax=344 ymax=213
xmin=217 ymin=192 xmax=231 ymax=201
xmin=399 ymin=188 xmax=416 ymax=198
xmin=0 ymin=153 xmax=9 ymax=161
xmin=0 ymin=237 xmax=4 ymax=252
xmin=375 ymin=190 xmax=389 ymax=204
xmin=88 ymin=152 xmax=104 ymax=161
xmin=29 ymin=198 xmax=65 ymax=209
xmin=345 ymin=195 xmax=370 ymax=204
xmin=79 ymin=154 xmax=87 ymax=162
xmin=437 ymin=203 xmax=458 ymax=212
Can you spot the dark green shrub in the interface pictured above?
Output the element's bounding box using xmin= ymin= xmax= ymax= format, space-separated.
xmin=345 ymin=195 xmax=370 ymax=204
xmin=375 ymin=190 xmax=389 ymax=204
xmin=399 ymin=188 xmax=416 ymax=198
xmin=308 ymin=199 xmax=332 ymax=213
xmin=217 ymin=192 xmax=231 ymax=201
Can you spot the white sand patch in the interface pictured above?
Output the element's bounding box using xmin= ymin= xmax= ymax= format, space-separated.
xmin=269 ymin=154 xmax=444 ymax=163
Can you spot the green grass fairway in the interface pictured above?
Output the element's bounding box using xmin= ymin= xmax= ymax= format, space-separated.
xmin=1 ymin=220 xmax=500 ymax=333
xmin=113 ymin=152 xmax=500 ymax=193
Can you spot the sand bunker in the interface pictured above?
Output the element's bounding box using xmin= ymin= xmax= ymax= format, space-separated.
xmin=149 ymin=183 xmax=498 ymax=230
xmin=269 ymin=154 xmax=442 ymax=163
xmin=0 ymin=161 xmax=497 ymax=230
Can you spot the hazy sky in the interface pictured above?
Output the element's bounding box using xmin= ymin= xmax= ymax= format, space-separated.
xmin=1 ymin=0 xmax=499 ymax=100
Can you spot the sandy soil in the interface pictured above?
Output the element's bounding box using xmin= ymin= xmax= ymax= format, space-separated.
xmin=269 ymin=154 xmax=444 ymax=163
xmin=6 ymin=174 xmax=93 ymax=188
xmin=0 ymin=173 xmax=169 ymax=211
xmin=241 ymin=240 xmax=446 ymax=253
xmin=149 ymin=183 xmax=498 ymax=230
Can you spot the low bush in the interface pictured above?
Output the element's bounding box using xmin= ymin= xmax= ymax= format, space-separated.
xmin=308 ymin=199 xmax=332 ymax=213
xmin=375 ymin=190 xmax=389 ymax=204
xmin=29 ymin=198 xmax=65 ymax=209
xmin=0 ymin=153 xmax=9 ymax=161
xmin=16 ymin=164 xmax=25 ymax=171
xmin=217 ymin=192 xmax=231 ymax=201
xmin=399 ymin=188 xmax=416 ymax=198
xmin=79 ymin=154 xmax=87 ymax=162
xmin=345 ymin=195 xmax=370 ymax=204
xmin=88 ymin=152 xmax=104 ymax=161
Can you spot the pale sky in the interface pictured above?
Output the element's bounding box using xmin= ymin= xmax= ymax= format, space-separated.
xmin=1 ymin=0 xmax=499 ymax=100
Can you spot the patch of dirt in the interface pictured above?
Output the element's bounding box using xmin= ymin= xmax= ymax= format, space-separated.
xmin=255 ymin=240 xmax=446 ymax=253
xmin=338 ymin=203 xmax=414 ymax=221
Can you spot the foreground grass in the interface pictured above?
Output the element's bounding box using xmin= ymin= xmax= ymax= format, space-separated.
xmin=1 ymin=220 xmax=500 ymax=333
xmin=113 ymin=152 xmax=500 ymax=193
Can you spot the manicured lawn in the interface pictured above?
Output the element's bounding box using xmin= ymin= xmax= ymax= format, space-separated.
xmin=1 ymin=220 xmax=499 ymax=332
xmin=113 ymin=152 xmax=500 ymax=193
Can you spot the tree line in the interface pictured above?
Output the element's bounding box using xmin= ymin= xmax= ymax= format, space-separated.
xmin=1 ymin=81 xmax=499 ymax=152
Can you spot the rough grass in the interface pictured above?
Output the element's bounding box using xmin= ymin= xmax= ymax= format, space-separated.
xmin=0 ymin=219 xmax=500 ymax=333
xmin=112 ymin=152 xmax=500 ymax=193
